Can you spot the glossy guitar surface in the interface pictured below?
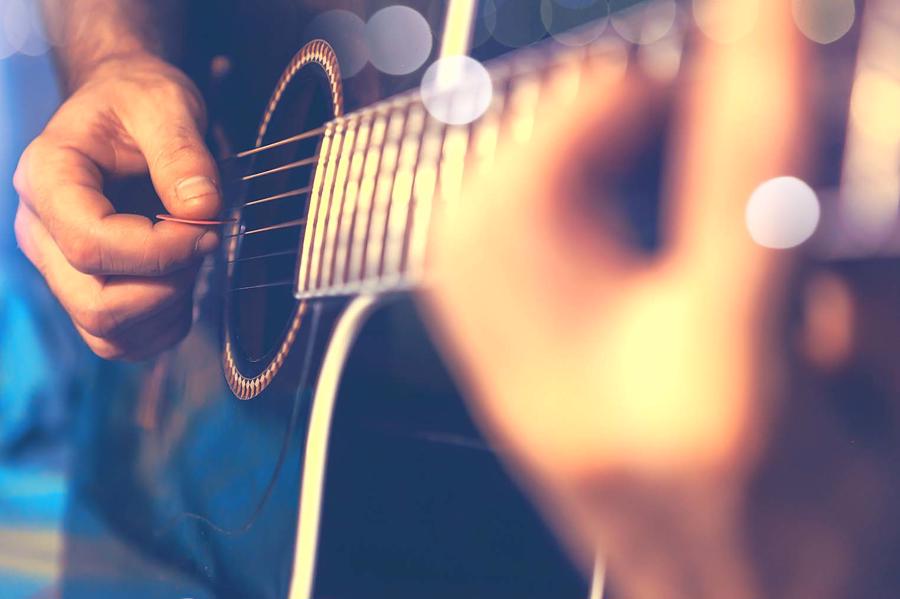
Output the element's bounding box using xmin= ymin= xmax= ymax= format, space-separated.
xmin=58 ymin=6 xmax=589 ymax=597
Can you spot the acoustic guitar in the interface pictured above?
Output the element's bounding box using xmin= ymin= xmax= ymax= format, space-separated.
xmin=62 ymin=3 xmax=632 ymax=598
xmin=60 ymin=0 xmax=895 ymax=598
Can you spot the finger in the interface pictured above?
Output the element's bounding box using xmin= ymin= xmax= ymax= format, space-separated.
xmin=523 ymin=62 xmax=674 ymax=275
xmin=15 ymin=204 xmax=198 ymax=340
xmin=74 ymin=298 xmax=193 ymax=361
xmin=424 ymin=60 xmax=675 ymax=405
xmin=666 ymin=0 xmax=809 ymax=276
xmin=446 ymin=64 xmax=674 ymax=305
xmin=120 ymin=88 xmax=222 ymax=220
xmin=15 ymin=136 xmax=220 ymax=276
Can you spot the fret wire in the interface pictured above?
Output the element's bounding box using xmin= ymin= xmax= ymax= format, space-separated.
xmin=347 ymin=110 xmax=389 ymax=286
xmin=365 ymin=105 xmax=409 ymax=280
xmin=297 ymin=126 xmax=334 ymax=294
xmin=405 ymin=117 xmax=446 ymax=279
xmin=235 ymin=127 xmax=326 ymax=159
xmin=383 ymin=103 xmax=426 ymax=278
xmin=224 ymin=35 xmax=611 ymax=169
xmin=507 ymin=69 xmax=543 ymax=146
xmin=231 ymin=280 xmax=294 ymax=292
xmin=437 ymin=121 xmax=471 ymax=211
xmin=224 ymin=218 xmax=307 ymax=238
xmin=470 ymin=76 xmax=509 ymax=176
xmin=240 ymin=156 xmax=318 ymax=182
xmin=243 ymin=186 xmax=312 ymax=208
xmin=333 ymin=113 xmax=373 ymax=288
xmin=320 ymin=116 xmax=359 ymax=289
xmin=279 ymin=35 xmax=637 ymax=296
xmin=309 ymin=121 xmax=346 ymax=290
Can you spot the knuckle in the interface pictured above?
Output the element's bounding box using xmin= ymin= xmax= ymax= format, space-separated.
xmin=154 ymin=131 xmax=203 ymax=172
xmin=75 ymin=300 xmax=117 ymax=339
xmin=85 ymin=337 xmax=125 ymax=361
xmin=62 ymin=235 xmax=102 ymax=273
xmin=14 ymin=137 xmax=49 ymax=196
xmin=139 ymin=237 xmax=182 ymax=276
xmin=13 ymin=207 xmax=28 ymax=249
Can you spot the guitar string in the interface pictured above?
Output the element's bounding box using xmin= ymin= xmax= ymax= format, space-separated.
xmin=223 ymin=116 xmax=450 ymax=292
xmin=219 ymin=87 xmax=466 ymax=291
xmin=221 ymin=35 xmax=546 ymax=167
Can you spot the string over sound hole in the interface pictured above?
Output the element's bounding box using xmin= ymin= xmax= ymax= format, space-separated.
xmin=223 ymin=40 xmax=343 ymax=398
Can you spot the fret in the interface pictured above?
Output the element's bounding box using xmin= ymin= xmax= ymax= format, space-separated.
xmin=308 ymin=121 xmax=345 ymax=290
xmin=546 ymin=49 xmax=585 ymax=109
xmin=320 ymin=117 xmax=358 ymax=288
xmin=332 ymin=113 xmax=373 ymax=288
xmin=346 ymin=110 xmax=389 ymax=286
xmin=296 ymin=125 xmax=334 ymax=295
xmin=506 ymin=68 xmax=544 ymax=146
xmin=469 ymin=74 xmax=509 ymax=175
xmin=437 ymin=123 xmax=470 ymax=211
xmin=383 ymin=104 xmax=426 ymax=279
xmin=294 ymin=32 xmax=657 ymax=298
xmin=406 ymin=117 xmax=446 ymax=279
xmin=364 ymin=105 xmax=408 ymax=281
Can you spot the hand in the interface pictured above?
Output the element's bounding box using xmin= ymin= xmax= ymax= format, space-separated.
xmin=14 ymin=53 xmax=221 ymax=360
xmin=421 ymin=2 xmax=868 ymax=598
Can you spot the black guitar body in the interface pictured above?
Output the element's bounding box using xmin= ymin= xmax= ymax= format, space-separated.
xmin=57 ymin=23 xmax=587 ymax=599
xmin=62 ymin=297 xmax=585 ymax=599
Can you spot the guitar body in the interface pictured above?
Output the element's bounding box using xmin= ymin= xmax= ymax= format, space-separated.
xmin=59 ymin=29 xmax=587 ymax=599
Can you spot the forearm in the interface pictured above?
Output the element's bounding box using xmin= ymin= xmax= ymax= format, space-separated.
xmin=41 ymin=0 xmax=184 ymax=92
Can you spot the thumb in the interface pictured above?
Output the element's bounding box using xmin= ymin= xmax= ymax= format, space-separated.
xmin=127 ymin=93 xmax=222 ymax=220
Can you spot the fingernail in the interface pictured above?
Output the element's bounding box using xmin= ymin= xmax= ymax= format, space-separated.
xmin=176 ymin=176 xmax=219 ymax=207
xmin=197 ymin=230 xmax=220 ymax=254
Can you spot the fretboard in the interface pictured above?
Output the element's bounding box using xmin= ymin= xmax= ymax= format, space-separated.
xmin=293 ymin=36 xmax=642 ymax=300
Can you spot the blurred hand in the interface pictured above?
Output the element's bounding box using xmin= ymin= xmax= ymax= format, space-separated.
xmin=14 ymin=53 xmax=220 ymax=360
xmin=420 ymin=2 xmax=865 ymax=598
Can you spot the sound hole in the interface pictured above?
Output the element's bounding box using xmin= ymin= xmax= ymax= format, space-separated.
xmin=228 ymin=67 xmax=334 ymax=371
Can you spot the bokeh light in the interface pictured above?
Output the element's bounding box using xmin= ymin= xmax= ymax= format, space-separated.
xmin=540 ymin=0 xmax=610 ymax=47
xmin=745 ymin=176 xmax=820 ymax=249
xmin=0 ymin=0 xmax=50 ymax=58
xmin=471 ymin=0 xmax=499 ymax=48
xmin=610 ymin=0 xmax=677 ymax=45
xmin=420 ymin=56 xmax=493 ymax=125
xmin=693 ymin=0 xmax=758 ymax=44
xmin=489 ymin=0 xmax=548 ymax=48
xmin=16 ymin=0 xmax=51 ymax=57
xmin=304 ymin=10 xmax=369 ymax=78
xmin=792 ymin=0 xmax=855 ymax=45
xmin=365 ymin=6 xmax=433 ymax=76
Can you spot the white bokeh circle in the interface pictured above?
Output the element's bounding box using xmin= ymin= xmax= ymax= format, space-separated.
xmin=792 ymin=0 xmax=855 ymax=45
xmin=540 ymin=0 xmax=610 ymax=47
xmin=3 ymin=0 xmax=30 ymax=54
xmin=611 ymin=0 xmax=677 ymax=45
xmin=420 ymin=56 xmax=493 ymax=126
xmin=305 ymin=10 xmax=369 ymax=78
xmin=366 ymin=6 xmax=433 ymax=75
xmin=693 ymin=0 xmax=758 ymax=44
xmin=746 ymin=176 xmax=821 ymax=249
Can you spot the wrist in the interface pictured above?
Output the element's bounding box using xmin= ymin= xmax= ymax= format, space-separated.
xmin=66 ymin=49 xmax=165 ymax=93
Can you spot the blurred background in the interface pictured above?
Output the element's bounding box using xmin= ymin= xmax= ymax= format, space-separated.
xmin=0 ymin=1 xmax=98 ymax=596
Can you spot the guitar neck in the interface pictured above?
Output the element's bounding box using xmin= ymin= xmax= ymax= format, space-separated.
xmin=293 ymin=36 xmax=639 ymax=300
